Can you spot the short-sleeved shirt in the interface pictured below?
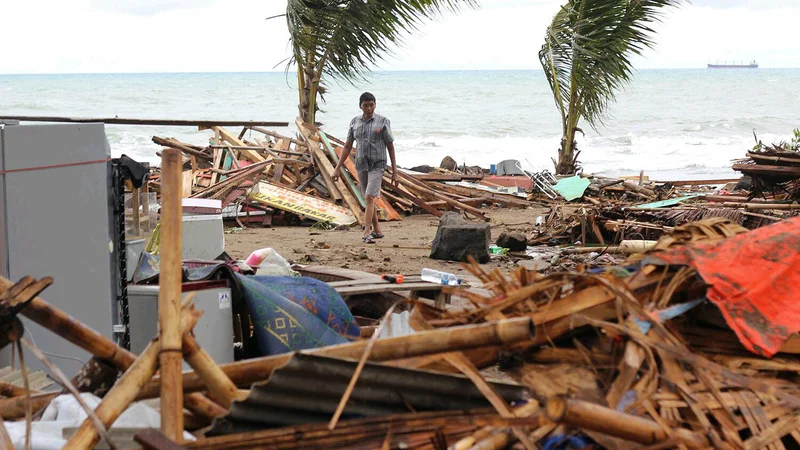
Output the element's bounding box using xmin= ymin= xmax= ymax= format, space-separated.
xmin=346 ymin=113 xmax=394 ymax=172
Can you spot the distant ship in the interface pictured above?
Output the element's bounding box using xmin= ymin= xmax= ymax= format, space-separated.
xmin=707 ymin=60 xmax=758 ymax=69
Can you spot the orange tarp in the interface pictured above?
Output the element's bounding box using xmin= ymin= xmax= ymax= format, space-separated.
xmin=653 ymin=216 xmax=800 ymax=357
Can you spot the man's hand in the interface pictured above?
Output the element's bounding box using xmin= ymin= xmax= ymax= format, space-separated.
xmin=391 ymin=170 xmax=398 ymax=188
xmin=332 ymin=167 xmax=341 ymax=182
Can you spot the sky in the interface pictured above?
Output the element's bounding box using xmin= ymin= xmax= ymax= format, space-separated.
xmin=1 ymin=0 xmax=799 ymax=74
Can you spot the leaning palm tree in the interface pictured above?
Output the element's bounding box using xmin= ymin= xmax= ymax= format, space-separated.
xmin=539 ymin=0 xmax=684 ymax=175
xmin=286 ymin=0 xmax=477 ymax=126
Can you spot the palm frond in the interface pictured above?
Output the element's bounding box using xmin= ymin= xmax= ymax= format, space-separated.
xmin=287 ymin=0 xmax=479 ymax=84
xmin=539 ymin=0 xmax=685 ymax=128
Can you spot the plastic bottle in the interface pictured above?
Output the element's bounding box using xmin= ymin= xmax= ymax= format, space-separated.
xmin=421 ymin=268 xmax=462 ymax=286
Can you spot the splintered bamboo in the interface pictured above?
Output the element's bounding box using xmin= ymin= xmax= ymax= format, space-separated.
xmin=182 ymin=333 xmax=241 ymax=409
xmin=65 ymin=307 xmax=203 ymax=449
xmin=0 ymin=276 xmax=224 ymax=421
xmin=159 ymin=148 xmax=184 ymax=439
xmin=138 ymin=317 xmax=535 ymax=399
xmin=545 ymin=396 xmax=709 ymax=448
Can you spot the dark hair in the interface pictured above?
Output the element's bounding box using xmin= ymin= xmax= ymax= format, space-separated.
xmin=359 ymin=92 xmax=376 ymax=105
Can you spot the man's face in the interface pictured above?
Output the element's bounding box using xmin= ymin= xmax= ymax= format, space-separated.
xmin=360 ymin=100 xmax=376 ymax=119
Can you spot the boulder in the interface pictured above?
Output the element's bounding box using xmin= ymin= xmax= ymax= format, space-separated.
xmin=430 ymin=212 xmax=491 ymax=263
xmin=496 ymin=232 xmax=528 ymax=252
xmin=410 ymin=165 xmax=436 ymax=174
xmin=440 ymin=156 xmax=458 ymax=172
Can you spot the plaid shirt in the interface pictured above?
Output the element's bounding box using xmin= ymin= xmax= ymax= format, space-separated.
xmin=346 ymin=113 xmax=394 ymax=172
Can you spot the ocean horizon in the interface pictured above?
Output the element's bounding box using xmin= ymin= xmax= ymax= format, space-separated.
xmin=2 ymin=69 xmax=799 ymax=180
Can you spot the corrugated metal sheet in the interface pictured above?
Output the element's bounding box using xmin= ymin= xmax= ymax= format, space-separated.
xmin=207 ymin=354 xmax=525 ymax=436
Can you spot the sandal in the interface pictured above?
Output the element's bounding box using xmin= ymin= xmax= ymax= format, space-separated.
xmin=362 ymin=235 xmax=376 ymax=244
xmin=370 ymin=231 xmax=385 ymax=239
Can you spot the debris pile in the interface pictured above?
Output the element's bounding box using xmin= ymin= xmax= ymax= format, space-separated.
xmin=145 ymin=120 xmax=538 ymax=230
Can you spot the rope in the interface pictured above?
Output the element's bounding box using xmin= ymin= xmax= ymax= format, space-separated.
xmin=0 ymin=158 xmax=111 ymax=175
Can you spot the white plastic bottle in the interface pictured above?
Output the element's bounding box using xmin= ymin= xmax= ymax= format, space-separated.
xmin=421 ymin=268 xmax=462 ymax=286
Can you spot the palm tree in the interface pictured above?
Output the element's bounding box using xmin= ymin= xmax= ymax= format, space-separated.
xmin=539 ymin=0 xmax=684 ymax=175
xmin=285 ymin=0 xmax=477 ymax=126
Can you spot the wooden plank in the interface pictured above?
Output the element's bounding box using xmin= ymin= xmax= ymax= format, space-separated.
xmin=2 ymin=115 xmax=288 ymax=127
xmin=412 ymin=174 xmax=484 ymax=182
xmin=297 ymin=119 xmax=362 ymax=225
xmin=209 ymin=147 xmax=223 ymax=186
xmin=181 ymin=171 xmax=193 ymax=198
xmin=395 ymin=170 xmax=487 ymax=219
xmin=272 ymin=162 xmax=285 ymax=184
xmin=206 ymin=126 xmax=266 ymax=163
xmin=248 ymin=181 xmax=357 ymax=226
xmin=319 ymin=131 xmax=366 ymax=208
xmin=733 ymin=164 xmax=800 ymax=177
xmin=386 ymin=176 xmax=443 ymax=217
xmin=334 ymin=282 xmax=444 ymax=296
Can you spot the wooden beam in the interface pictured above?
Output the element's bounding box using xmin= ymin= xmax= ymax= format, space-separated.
xmin=1 ymin=115 xmax=288 ymax=127
xmin=158 ymin=149 xmax=184 ymax=439
xmin=204 ymin=126 xmax=266 ymax=163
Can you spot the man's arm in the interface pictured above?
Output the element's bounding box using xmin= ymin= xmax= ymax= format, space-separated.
xmin=332 ymin=139 xmax=353 ymax=181
xmin=387 ymin=141 xmax=397 ymax=187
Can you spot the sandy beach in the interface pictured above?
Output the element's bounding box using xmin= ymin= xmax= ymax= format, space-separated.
xmin=225 ymin=206 xmax=549 ymax=276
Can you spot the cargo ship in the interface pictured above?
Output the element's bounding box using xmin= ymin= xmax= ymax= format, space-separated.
xmin=707 ymin=60 xmax=758 ymax=69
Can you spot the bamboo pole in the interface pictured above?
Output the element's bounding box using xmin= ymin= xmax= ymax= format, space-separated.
xmin=182 ymin=333 xmax=241 ymax=409
xmin=451 ymin=401 xmax=540 ymax=450
xmin=545 ymin=396 xmax=709 ymax=448
xmin=0 ymin=393 xmax=57 ymax=420
xmin=158 ymin=148 xmax=184 ymax=440
xmin=0 ymin=417 xmax=12 ymax=449
xmin=65 ymin=307 xmax=203 ymax=449
xmin=0 ymin=379 xmax=32 ymax=397
xmin=138 ymin=317 xmax=535 ymax=399
xmin=0 ymin=276 xmax=224 ymax=420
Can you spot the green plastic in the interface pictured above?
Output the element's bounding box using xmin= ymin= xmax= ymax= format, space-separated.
xmin=553 ymin=176 xmax=591 ymax=201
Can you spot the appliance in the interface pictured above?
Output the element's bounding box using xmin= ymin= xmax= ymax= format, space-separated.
xmin=0 ymin=123 xmax=123 ymax=377
xmin=127 ymin=281 xmax=234 ymax=368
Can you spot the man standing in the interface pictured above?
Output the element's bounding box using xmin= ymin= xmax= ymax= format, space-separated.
xmin=332 ymin=92 xmax=397 ymax=244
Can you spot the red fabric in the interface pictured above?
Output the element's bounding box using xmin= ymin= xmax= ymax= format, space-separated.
xmin=653 ymin=216 xmax=800 ymax=357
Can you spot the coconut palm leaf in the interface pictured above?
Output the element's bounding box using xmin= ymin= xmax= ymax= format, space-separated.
xmin=287 ymin=0 xmax=477 ymax=82
xmin=539 ymin=0 xmax=684 ymax=174
xmin=540 ymin=0 xmax=684 ymax=129
xmin=286 ymin=0 xmax=477 ymax=124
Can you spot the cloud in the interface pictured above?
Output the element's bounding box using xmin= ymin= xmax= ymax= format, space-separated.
xmin=88 ymin=0 xmax=217 ymax=15
xmin=0 ymin=0 xmax=798 ymax=74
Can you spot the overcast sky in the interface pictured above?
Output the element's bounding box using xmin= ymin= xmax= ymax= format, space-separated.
xmin=2 ymin=0 xmax=799 ymax=74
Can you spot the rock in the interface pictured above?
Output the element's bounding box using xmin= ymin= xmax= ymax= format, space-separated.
xmin=518 ymin=259 xmax=551 ymax=272
xmin=410 ymin=165 xmax=435 ymax=173
xmin=440 ymin=156 xmax=458 ymax=171
xmin=496 ymin=232 xmax=528 ymax=251
xmin=430 ymin=212 xmax=491 ymax=263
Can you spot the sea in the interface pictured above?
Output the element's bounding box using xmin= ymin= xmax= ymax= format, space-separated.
xmin=1 ymin=69 xmax=799 ymax=180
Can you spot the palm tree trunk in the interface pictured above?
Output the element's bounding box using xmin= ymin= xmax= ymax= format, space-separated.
xmin=556 ymin=78 xmax=581 ymax=175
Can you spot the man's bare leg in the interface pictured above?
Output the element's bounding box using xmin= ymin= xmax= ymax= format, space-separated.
xmin=372 ymin=206 xmax=382 ymax=236
xmin=364 ymin=195 xmax=376 ymax=238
